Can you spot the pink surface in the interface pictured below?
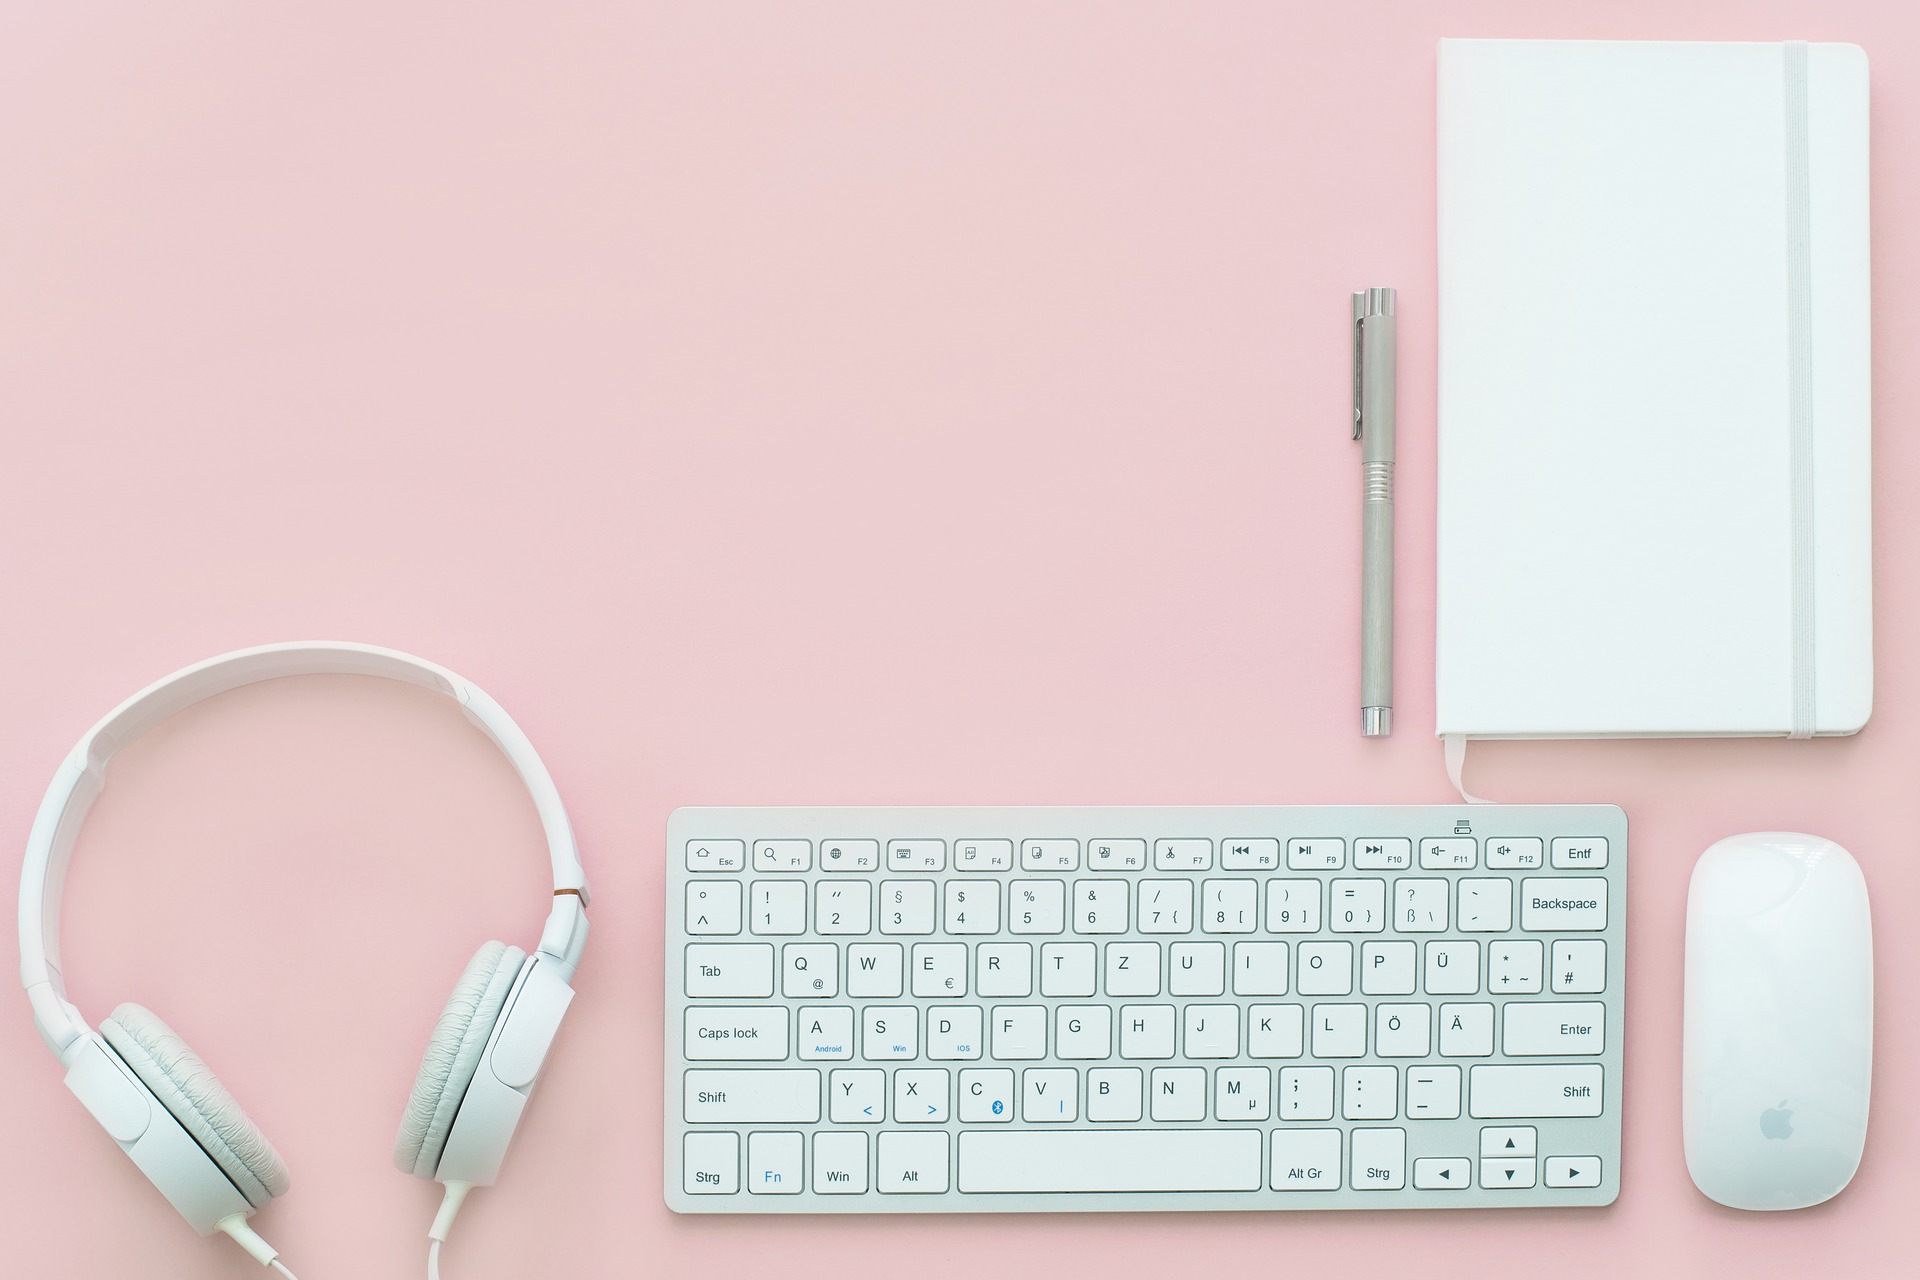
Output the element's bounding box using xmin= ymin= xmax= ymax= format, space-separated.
xmin=0 ymin=2 xmax=1915 ymax=1276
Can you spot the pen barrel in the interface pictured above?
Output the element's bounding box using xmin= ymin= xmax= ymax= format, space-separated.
xmin=1361 ymin=486 xmax=1394 ymax=715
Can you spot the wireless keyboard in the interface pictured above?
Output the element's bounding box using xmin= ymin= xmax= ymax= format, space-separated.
xmin=665 ymin=805 xmax=1625 ymax=1212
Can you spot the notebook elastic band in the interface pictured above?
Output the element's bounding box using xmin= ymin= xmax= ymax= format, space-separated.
xmin=1784 ymin=39 xmax=1817 ymax=739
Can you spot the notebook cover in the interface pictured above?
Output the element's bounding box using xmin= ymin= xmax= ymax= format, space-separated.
xmin=1435 ymin=38 xmax=1872 ymax=739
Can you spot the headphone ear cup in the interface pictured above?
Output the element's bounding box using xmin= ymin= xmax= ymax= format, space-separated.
xmin=395 ymin=940 xmax=526 ymax=1178
xmin=99 ymin=1004 xmax=290 ymax=1208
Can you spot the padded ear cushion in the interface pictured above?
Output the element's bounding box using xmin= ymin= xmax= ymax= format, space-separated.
xmin=100 ymin=1003 xmax=291 ymax=1207
xmin=394 ymin=940 xmax=525 ymax=1178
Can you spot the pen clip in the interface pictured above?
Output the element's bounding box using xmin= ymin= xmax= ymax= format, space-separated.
xmin=1350 ymin=292 xmax=1367 ymax=440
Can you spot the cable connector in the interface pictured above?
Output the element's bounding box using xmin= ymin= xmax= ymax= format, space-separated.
xmin=427 ymin=1180 xmax=474 ymax=1280
xmin=218 ymin=1215 xmax=299 ymax=1276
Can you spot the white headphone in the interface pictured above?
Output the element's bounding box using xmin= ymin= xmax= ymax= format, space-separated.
xmin=17 ymin=642 xmax=590 ymax=1277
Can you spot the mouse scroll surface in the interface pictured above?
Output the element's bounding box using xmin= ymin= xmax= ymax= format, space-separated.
xmin=1683 ymin=834 xmax=1873 ymax=1210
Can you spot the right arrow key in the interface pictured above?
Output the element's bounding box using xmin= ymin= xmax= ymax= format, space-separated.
xmin=1544 ymin=1155 xmax=1604 ymax=1188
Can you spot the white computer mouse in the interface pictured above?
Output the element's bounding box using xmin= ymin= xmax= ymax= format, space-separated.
xmin=1683 ymin=832 xmax=1872 ymax=1210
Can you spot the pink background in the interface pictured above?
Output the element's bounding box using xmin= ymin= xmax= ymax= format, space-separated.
xmin=1 ymin=2 xmax=1913 ymax=1276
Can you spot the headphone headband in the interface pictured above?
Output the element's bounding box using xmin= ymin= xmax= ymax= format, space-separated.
xmin=19 ymin=642 xmax=590 ymax=1055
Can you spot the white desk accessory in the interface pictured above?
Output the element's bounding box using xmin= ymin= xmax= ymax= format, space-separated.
xmin=1436 ymin=39 xmax=1872 ymax=743
xmin=17 ymin=643 xmax=590 ymax=1277
xmin=666 ymin=805 xmax=1624 ymax=1211
xmin=1684 ymin=832 xmax=1871 ymax=1210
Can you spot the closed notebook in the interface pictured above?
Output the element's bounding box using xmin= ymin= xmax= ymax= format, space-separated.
xmin=1436 ymin=38 xmax=1872 ymax=739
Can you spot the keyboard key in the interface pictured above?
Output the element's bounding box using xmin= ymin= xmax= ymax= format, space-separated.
xmin=1201 ymin=879 xmax=1259 ymax=933
xmin=1468 ymin=1065 xmax=1604 ymax=1118
xmin=1413 ymin=1156 xmax=1470 ymax=1189
xmin=1022 ymin=839 xmax=1078 ymax=871
xmin=953 ymin=839 xmax=1013 ymax=871
xmin=1055 ymin=1006 xmax=1113 ymax=1059
xmin=1265 ymin=880 xmax=1322 ymax=933
xmin=1424 ymin=940 xmax=1479 ymax=994
xmin=1406 ymin=1065 xmax=1461 ymax=1119
xmin=878 ymin=1131 xmax=950 ymax=1193
xmin=1149 ymin=1066 xmax=1207 ymax=1120
xmin=1502 ymin=1002 xmax=1606 ymax=1056
xmin=1183 ymin=1004 xmax=1239 ymax=1058
xmin=846 ymin=943 xmax=903 ymax=997
xmin=1278 ymin=1066 xmax=1335 ymax=1120
xmin=1233 ymin=942 xmax=1289 ymax=995
xmin=1485 ymin=838 xmax=1543 ymax=870
xmin=1214 ymin=1067 xmax=1271 ymax=1120
xmin=1350 ymin=1128 xmax=1406 ymax=1190
xmin=819 ymin=839 xmax=879 ymax=871
xmin=1156 ymin=838 xmax=1212 ymax=870
xmin=1342 ymin=1065 xmax=1397 ymax=1120
xmin=862 ymin=1007 xmax=918 ymax=1060
xmin=1360 ymin=941 xmax=1416 ymax=995
xmin=747 ymin=1132 xmax=803 ymax=1195
xmin=1393 ymin=879 xmax=1449 ymax=933
xmin=991 ymin=1005 xmax=1047 ymax=1059
xmin=1008 ymin=880 xmax=1065 ymax=934
xmin=926 ymin=1006 xmax=983 ymax=1060
xmin=961 ymin=1130 xmax=1263 ymax=1193
xmin=958 ymin=1068 xmax=1014 ymax=1122
xmin=812 ymin=1132 xmax=869 ymax=1193
xmin=1551 ymin=837 xmax=1609 ymax=869
xmin=1170 ymin=942 xmax=1226 ymax=996
xmin=684 ymin=1070 xmax=821 ymax=1123
xmin=1105 ymin=941 xmax=1161 ymax=996
xmin=1222 ymin=838 xmax=1281 ymax=870
xmin=1270 ymin=1128 xmax=1341 ymax=1190
xmin=976 ymin=942 xmax=1033 ymax=997
xmin=887 ymin=840 xmax=945 ymax=872
xmin=686 ymin=882 xmax=742 ymax=935
xmin=684 ymin=1132 xmax=739 ymax=1193
xmin=1374 ymin=1003 xmax=1431 ymax=1057
xmin=1551 ymin=939 xmax=1607 ymax=994
xmin=1419 ymin=837 xmax=1476 ymax=869
xmin=1480 ymin=1126 xmax=1536 ymax=1157
xmin=895 ymin=1068 xmax=950 ymax=1122
xmin=1481 ymin=1157 xmax=1537 ymax=1189
xmin=1087 ymin=839 xmax=1147 ymax=870
xmin=1544 ymin=1155 xmax=1604 ymax=1188
xmin=1074 ymin=880 xmax=1130 ymax=934
xmin=749 ymin=881 xmax=807 ymax=934
xmin=1329 ymin=879 xmax=1386 ymax=933
xmin=1310 ymin=1003 xmax=1366 ymax=1057
xmin=1521 ymin=877 xmax=1608 ymax=930
xmin=1087 ymin=1067 xmax=1143 ymax=1121
xmin=1247 ymin=1004 xmax=1303 ymax=1058
xmin=1354 ymin=838 xmax=1412 ymax=870
xmin=754 ymin=840 xmax=811 ymax=872
xmin=685 ymin=1007 xmax=789 ymax=1060
xmin=1039 ymin=943 xmax=1097 ymax=996
xmin=1489 ymin=940 xmax=1543 ymax=993
xmin=1023 ymin=1068 xmax=1078 ymax=1121
xmin=878 ymin=880 xmax=936 ymax=934
xmin=815 ymin=882 xmax=871 ymax=935
xmin=686 ymin=840 xmax=745 ymax=873
xmin=796 ymin=1006 xmax=854 ymax=1060
xmin=1297 ymin=941 xmax=1353 ymax=996
xmin=1455 ymin=879 xmax=1512 ymax=932
xmin=829 ymin=1070 xmax=884 ymax=1123
xmin=1119 ymin=1004 xmax=1176 ymax=1058
xmin=685 ymin=943 xmax=775 ymax=997
xmin=1139 ymin=881 xmax=1194 ymax=933
xmin=911 ymin=943 xmax=968 ymax=997
xmin=1438 ymin=1003 xmax=1494 ymax=1057
xmin=943 ymin=881 xmax=1000 ymax=934
xmin=1288 ymin=838 xmax=1344 ymax=870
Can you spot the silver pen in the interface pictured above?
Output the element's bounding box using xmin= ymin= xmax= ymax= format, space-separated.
xmin=1352 ymin=288 xmax=1396 ymax=737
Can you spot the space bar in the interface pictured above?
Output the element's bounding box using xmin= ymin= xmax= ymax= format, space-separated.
xmin=958 ymin=1130 xmax=1263 ymax=1193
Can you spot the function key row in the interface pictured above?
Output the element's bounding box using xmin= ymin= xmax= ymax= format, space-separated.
xmin=685 ymin=837 xmax=1610 ymax=875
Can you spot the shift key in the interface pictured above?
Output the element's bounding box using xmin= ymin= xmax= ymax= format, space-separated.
xmin=685 ymin=1070 xmax=821 ymax=1123
xmin=1469 ymin=1065 xmax=1603 ymax=1118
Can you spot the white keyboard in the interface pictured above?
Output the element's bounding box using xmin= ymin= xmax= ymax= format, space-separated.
xmin=665 ymin=805 xmax=1625 ymax=1212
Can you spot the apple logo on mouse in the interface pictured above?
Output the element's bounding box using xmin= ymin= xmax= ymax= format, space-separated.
xmin=1760 ymin=1099 xmax=1795 ymax=1141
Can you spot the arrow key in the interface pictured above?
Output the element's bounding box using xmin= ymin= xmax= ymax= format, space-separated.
xmin=1479 ymin=1125 xmax=1537 ymax=1158
xmin=1480 ymin=1157 xmax=1538 ymax=1189
xmin=1412 ymin=1156 xmax=1471 ymax=1190
xmin=1544 ymin=1155 xmax=1603 ymax=1188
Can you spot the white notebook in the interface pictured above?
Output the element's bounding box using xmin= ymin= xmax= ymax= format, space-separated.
xmin=1436 ymin=38 xmax=1872 ymax=740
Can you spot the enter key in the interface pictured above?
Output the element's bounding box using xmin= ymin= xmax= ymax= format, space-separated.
xmin=1502 ymin=1002 xmax=1606 ymax=1056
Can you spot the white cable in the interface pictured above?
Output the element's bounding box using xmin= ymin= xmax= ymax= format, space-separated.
xmin=428 ymin=1239 xmax=443 ymax=1280
xmin=269 ymin=1263 xmax=299 ymax=1280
